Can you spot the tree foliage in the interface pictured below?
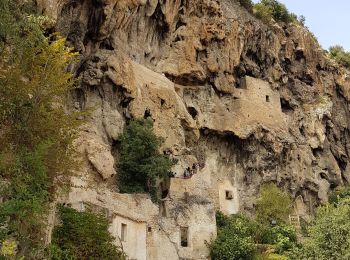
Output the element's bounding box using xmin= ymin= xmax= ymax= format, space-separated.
xmin=291 ymin=196 xmax=350 ymax=259
xmin=118 ymin=119 xmax=174 ymax=200
xmin=0 ymin=1 xmax=81 ymax=257
xmin=210 ymin=212 xmax=257 ymax=260
xmin=256 ymin=183 xmax=292 ymax=225
xmin=329 ymin=45 xmax=350 ymax=68
xmin=51 ymin=206 xmax=126 ymax=260
xmin=253 ymin=0 xmax=299 ymax=25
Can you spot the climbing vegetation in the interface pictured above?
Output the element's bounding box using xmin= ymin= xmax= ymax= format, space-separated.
xmin=118 ymin=119 xmax=174 ymax=200
xmin=0 ymin=0 xmax=81 ymax=257
xmin=50 ymin=206 xmax=126 ymax=260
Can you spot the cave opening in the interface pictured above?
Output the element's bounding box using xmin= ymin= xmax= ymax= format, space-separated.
xmin=187 ymin=106 xmax=198 ymax=120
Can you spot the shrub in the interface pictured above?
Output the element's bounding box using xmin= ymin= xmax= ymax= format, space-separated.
xmin=118 ymin=119 xmax=174 ymax=200
xmin=261 ymin=224 xmax=297 ymax=253
xmin=329 ymin=185 xmax=350 ymax=205
xmin=253 ymin=3 xmax=273 ymax=24
xmin=210 ymin=212 xmax=257 ymax=259
xmin=296 ymin=202 xmax=350 ymax=259
xmin=238 ymin=0 xmax=254 ymax=13
xmin=253 ymin=0 xmax=298 ymax=24
xmin=256 ymin=183 xmax=292 ymax=225
xmin=329 ymin=45 xmax=350 ymax=68
xmin=261 ymin=0 xmax=291 ymax=23
xmin=51 ymin=207 xmax=126 ymax=260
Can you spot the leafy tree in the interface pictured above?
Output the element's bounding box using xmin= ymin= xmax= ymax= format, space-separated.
xmin=253 ymin=0 xmax=297 ymax=24
xmin=118 ymin=119 xmax=174 ymax=200
xmin=256 ymin=183 xmax=292 ymax=225
xmin=210 ymin=212 xmax=257 ymax=260
xmin=261 ymin=224 xmax=297 ymax=253
xmin=329 ymin=45 xmax=350 ymax=68
xmin=0 ymin=2 xmax=81 ymax=256
xmin=260 ymin=0 xmax=292 ymax=23
xmin=51 ymin=206 xmax=126 ymax=260
xmin=294 ymin=201 xmax=350 ymax=260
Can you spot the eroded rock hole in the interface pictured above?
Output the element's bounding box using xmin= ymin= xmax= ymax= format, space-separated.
xmin=280 ymin=97 xmax=294 ymax=113
xmin=144 ymin=108 xmax=152 ymax=119
xmin=187 ymin=106 xmax=198 ymax=119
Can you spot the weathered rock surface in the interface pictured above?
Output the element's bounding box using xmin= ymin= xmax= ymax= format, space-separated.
xmin=39 ymin=0 xmax=350 ymax=258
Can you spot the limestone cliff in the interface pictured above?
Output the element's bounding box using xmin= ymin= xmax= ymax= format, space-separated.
xmin=39 ymin=0 xmax=350 ymax=259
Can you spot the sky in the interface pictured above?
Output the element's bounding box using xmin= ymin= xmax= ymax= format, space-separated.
xmin=252 ymin=0 xmax=350 ymax=51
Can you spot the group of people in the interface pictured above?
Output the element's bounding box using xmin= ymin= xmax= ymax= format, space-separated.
xmin=183 ymin=163 xmax=201 ymax=179
xmin=167 ymin=162 xmax=205 ymax=179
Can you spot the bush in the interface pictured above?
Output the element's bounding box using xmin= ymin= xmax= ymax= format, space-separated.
xmin=51 ymin=207 xmax=126 ymax=260
xmin=256 ymin=183 xmax=292 ymax=225
xmin=118 ymin=119 xmax=174 ymax=200
xmin=329 ymin=45 xmax=350 ymax=68
xmin=253 ymin=0 xmax=297 ymax=24
xmin=238 ymin=0 xmax=254 ymax=13
xmin=296 ymin=202 xmax=350 ymax=259
xmin=329 ymin=186 xmax=350 ymax=205
xmin=210 ymin=212 xmax=257 ymax=259
xmin=253 ymin=3 xmax=273 ymax=24
xmin=261 ymin=224 xmax=297 ymax=253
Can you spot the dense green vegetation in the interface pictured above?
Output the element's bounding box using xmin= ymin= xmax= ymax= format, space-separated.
xmin=0 ymin=0 xmax=81 ymax=257
xmin=118 ymin=119 xmax=174 ymax=200
xmin=237 ymin=0 xmax=303 ymax=25
xmin=256 ymin=183 xmax=293 ymax=225
xmin=329 ymin=45 xmax=350 ymax=68
xmin=210 ymin=212 xmax=257 ymax=260
xmin=211 ymin=184 xmax=350 ymax=260
xmin=287 ymin=187 xmax=350 ymax=259
xmin=50 ymin=207 xmax=125 ymax=260
xmin=210 ymin=183 xmax=297 ymax=259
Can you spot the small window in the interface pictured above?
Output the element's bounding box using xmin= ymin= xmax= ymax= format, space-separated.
xmin=148 ymin=226 xmax=152 ymax=232
xmin=266 ymin=95 xmax=270 ymax=102
xmin=225 ymin=190 xmax=233 ymax=200
xmin=180 ymin=227 xmax=189 ymax=247
xmin=121 ymin=223 xmax=127 ymax=242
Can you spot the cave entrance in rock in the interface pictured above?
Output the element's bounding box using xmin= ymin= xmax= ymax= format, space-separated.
xmin=187 ymin=106 xmax=198 ymax=120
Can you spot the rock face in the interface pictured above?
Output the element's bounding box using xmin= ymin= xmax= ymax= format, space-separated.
xmin=39 ymin=0 xmax=350 ymax=259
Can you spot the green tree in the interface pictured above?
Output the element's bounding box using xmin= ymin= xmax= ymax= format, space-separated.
xmin=253 ymin=0 xmax=297 ymax=24
xmin=261 ymin=224 xmax=297 ymax=253
xmin=295 ymin=201 xmax=350 ymax=260
xmin=51 ymin=206 xmax=126 ymax=260
xmin=256 ymin=183 xmax=292 ymax=225
xmin=210 ymin=212 xmax=257 ymax=260
xmin=118 ymin=119 xmax=174 ymax=200
xmin=0 ymin=2 xmax=81 ymax=256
